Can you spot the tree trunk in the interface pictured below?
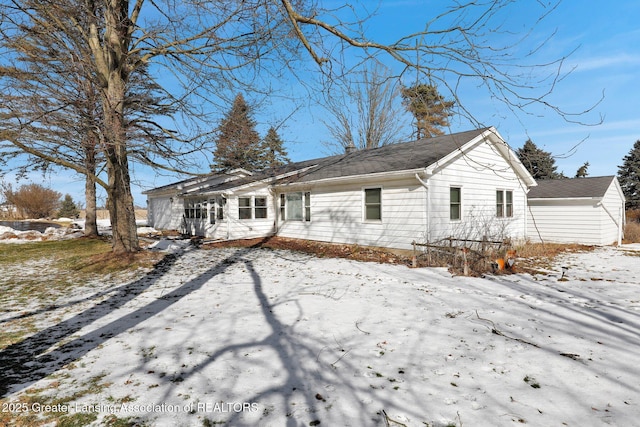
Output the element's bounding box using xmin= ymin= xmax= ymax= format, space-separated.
xmin=106 ymin=153 xmax=139 ymax=253
xmin=95 ymin=0 xmax=139 ymax=253
xmin=84 ymin=140 xmax=99 ymax=237
xmin=84 ymin=174 xmax=99 ymax=237
xmin=103 ymin=81 xmax=139 ymax=253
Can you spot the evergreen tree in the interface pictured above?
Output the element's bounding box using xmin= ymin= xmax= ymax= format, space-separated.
xmin=58 ymin=194 xmax=80 ymax=218
xmin=211 ymin=94 xmax=262 ymax=172
xmin=618 ymin=140 xmax=640 ymax=209
xmin=260 ymin=127 xmax=290 ymax=169
xmin=516 ymin=139 xmax=563 ymax=180
xmin=575 ymin=161 xmax=590 ymax=178
xmin=401 ymin=83 xmax=454 ymax=139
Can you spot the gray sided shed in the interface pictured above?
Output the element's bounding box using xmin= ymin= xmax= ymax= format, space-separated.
xmin=527 ymin=176 xmax=626 ymax=245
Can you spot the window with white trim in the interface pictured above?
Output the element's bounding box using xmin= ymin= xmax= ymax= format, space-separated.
xmin=364 ymin=188 xmax=382 ymax=221
xmin=255 ymin=197 xmax=267 ymax=219
xmin=238 ymin=196 xmax=267 ymax=220
xmin=496 ymin=190 xmax=513 ymax=217
xmin=450 ymin=187 xmax=461 ymax=220
xmin=216 ymin=196 xmax=226 ymax=221
xmin=184 ymin=198 xmax=207 ymax=219
xmin=209 ymin=196 xmax=226 ymax=224
xmin=281 ymin=192 xmax=311 ymax=221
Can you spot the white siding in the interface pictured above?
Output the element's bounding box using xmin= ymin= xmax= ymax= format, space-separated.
xmin=277 ymin=139 xmax=529 ymax=250
xmin=204 ymin=187 xmax=277 ymax=240
xmin=148 ymin=196 xmax=184 ymax=230
xmin=527 ymin=180 xmax=625 ymax=246
xmin=599 ymin=181 xmax=625 ymax=245
xmin=527 ymin=200 xmax=604 ymax=245
xmin=277 ymin=177 xmax=425 ymax=250
xmin=426 ymin=141 xmax=528 ymax=244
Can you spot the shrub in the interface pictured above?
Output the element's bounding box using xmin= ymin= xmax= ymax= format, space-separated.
xmin=2 ymin=183 xmax=61 ymax=219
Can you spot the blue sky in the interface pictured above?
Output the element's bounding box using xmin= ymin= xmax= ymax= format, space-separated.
xmin=5 ymin=0 xmax=640 ymax=208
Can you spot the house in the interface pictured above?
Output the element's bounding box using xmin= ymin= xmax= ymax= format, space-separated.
xmin=527 ymin=175 xmax=626 ymax=246
xmin=145 ymin=127 xmax=537 ymax=250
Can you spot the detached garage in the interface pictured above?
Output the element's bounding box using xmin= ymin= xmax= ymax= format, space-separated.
xmin=527 ymin=176 xmax=626 ymax=245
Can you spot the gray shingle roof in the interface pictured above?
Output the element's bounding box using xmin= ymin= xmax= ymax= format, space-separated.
xmin=145 ymin=128 xmax=497 ymax=195
xmin=277 ymin=128 xmax=489 ymax=184
xmin=527 ymin=176 xmax=615 ymax=199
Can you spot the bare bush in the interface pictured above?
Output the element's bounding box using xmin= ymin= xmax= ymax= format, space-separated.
xmin=624 ymin=222 xmax=640 ymax=243
xmin=414 ymin=208 xmax=517 ymax=275
xmin=2 ymin=183 xmax=61 ymax=219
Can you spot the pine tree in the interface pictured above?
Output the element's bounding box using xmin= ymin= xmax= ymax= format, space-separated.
xmin=575 ymin=161 xmax=590 ymax=178
xmin=58 ymin=194 xmax=80 ymax=218
xmin=401 ymin=83 xmax=454 ymax=139
xmin=516 ymin=139 xmax=563 ymax=180
xmin=618 ymin=140 xmax=640 ymax=210
xmin=211 ymin=94 xmax=262 ymax=172
xmin=260 ymin=127 xmax=290 ymax=169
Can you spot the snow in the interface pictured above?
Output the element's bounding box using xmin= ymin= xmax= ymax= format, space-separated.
xmin=1 ymin=237 xmax=639 ymax=426
xmin=0 ymin=219 xmax=147 ymax=243
xmin=0 ymin=225 xmax=85 ymax=242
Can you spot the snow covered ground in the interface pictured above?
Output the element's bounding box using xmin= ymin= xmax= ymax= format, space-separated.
xmin=1 ymin=235 xmax=639 ymax=426
xmin=0 ymin=219 xmax=151 ymax=243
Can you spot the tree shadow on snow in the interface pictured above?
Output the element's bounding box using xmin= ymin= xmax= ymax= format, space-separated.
xmin=0 ymin=244 xmax=262 ymax=397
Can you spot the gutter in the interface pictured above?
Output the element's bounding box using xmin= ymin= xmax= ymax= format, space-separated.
xmin=275 ymin=167 xmax=426 ymax=190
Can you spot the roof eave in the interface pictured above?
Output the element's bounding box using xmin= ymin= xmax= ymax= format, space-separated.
xmin=274 ymin=167 xmax=427 ymax=189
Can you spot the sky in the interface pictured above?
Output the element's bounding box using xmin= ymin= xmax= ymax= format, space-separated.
xmin=3 ymin=0 xmax=640 ymax=208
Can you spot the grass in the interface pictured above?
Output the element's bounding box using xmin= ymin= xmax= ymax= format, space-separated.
xmin=0 ymin=238 xmax=164 ymax=427
xmin=0 ymin=238 xmax=165 ymax=427
xmin=513 ymin=242 xmax=594 ymax=274
xmin=0 ymin=237 xmax=165 ymax=278
xmin=0 ymin=372 xmax=145 ymax=426
xmin=623 ymin=221 xmax=640 ymax=243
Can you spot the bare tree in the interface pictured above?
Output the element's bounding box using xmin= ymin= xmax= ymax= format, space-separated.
xmin=0 ymin=0 xmax=600 ymax=253
xmin=322 ymin=63 xmax=410 ymax=152
xmin=0 ymin=0 xmax=186 ymax=244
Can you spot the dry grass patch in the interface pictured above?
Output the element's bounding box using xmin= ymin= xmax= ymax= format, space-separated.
xmin=623 ymin=221 xmax=640 ymax=243
xmin=0 ymin=237 xmax=165 ymax=277
xmin=203 ymin=236 xmax=594 ymax=276
xmin=513 ymin=242 xmax=595 ymax=274
xmin=203 ymin=236 xmax=414 ymax=266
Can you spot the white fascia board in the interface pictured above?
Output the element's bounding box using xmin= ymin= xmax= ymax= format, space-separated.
xmin=528 ymin=197 xmax=602 ymax=202
xmin=273 ymin=167 xmax=426 ymax=190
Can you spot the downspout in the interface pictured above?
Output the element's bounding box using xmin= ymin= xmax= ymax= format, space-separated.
xmin=415 ymin=173 xmax=432 ymax=244
xmin=618 ymin=201 xmax=624 ymax=246
xmin=223 ymin=192 xmax=231 ymax=240
xmin=268 ymin=187 xmax=278 ymax=236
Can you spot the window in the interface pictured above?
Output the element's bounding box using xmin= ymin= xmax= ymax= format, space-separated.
xmin=496 ymin=190 xmax=513 ymax=218
xmin=281 ymin=192 xmax=311 ymax=221
xmin=209 ymin=199 xmax=216 ymax=224
xmin=238 ymin=197 xmax=252 ymax=220
xmin=304 ymin=192 xmax=311 ymax=222
xmin=255 ymin=197 xmax=267 ymax=219
xmin=216 ymin=196 xmax=225 ymax=221
xmin=364 ymin=188 xmax=382 ymax=221
xmin=184 ymin=198 xmax=207 ymax=219
xmin=209 ymin=197 xmax=226 ymax=224
xmin=506 ymin=191 xmax=513 ymax=217
xmin=286 ymin=193 xmax=303 ymax=220
xmin=450 ymin=187 xmax=461 ymax=220
xmin=280 ymin=194 xmax=286 ymax=220
xmin=238 ymin=196 xmax=267 ymax=220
